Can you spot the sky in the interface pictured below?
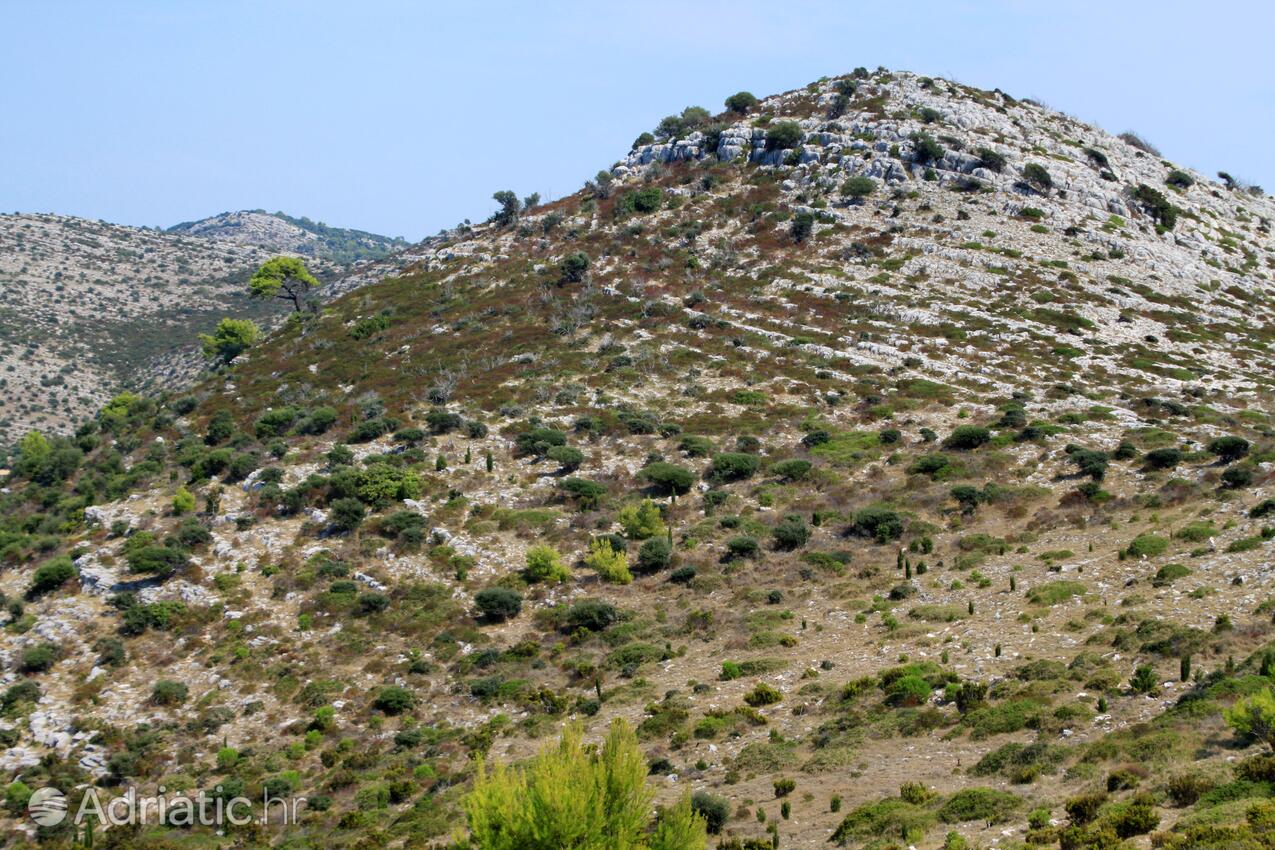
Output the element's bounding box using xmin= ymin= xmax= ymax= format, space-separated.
xmin=3 ymin=1 xmax=1273 ymax=241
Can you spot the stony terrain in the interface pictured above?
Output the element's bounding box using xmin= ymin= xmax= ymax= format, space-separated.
xmin=167 ymin=210 xmax=408 ymax=265
xmin=1 ymin=69 xmax=1274 ymax=850
xmin=0 ymin=211 xmax=407 ymax=446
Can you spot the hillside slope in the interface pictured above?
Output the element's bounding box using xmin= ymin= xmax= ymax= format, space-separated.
xmin=2 ymin=70 xmax=1274 ymax=850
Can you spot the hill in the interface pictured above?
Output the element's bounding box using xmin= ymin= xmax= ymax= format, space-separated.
xmin=166 ymin=210 xmax=408 ymax=264
xmin=2 ymin=69 xmax=1274 ymax=850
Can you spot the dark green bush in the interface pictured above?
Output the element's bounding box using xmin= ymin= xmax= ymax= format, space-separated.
xmin=791 ymin=212 xmax=815 ymax=243
xmin=1207 ymin=436 xmax=1250 ymax=463
xmin=329 ymin=498 xmax=366 ymax=533
xmin=515 ymin=428 xmax=567 ymax=457
xmin=560 ymin=252 xmax=590 ymax=284
xmin=765 ymin=121 xmax=803 ymax=151
xmin=28 ymin=555 xmax=75 ymax=599
xmin=725 ymin=91 xmax=758 ymax=114
xmin=566 ymin=599 xmax=619 ymax=633
xmin=976 ymin=148 xmax=1006 ymax=172
xmin=841 ymin=176 xmax=876 ymax=200
xmin=770 ymin=459 xmax=812 ymax=482
xmin=151 ymin=679 xmax=189 ymax=706
xmin=773 ymin=514 xmax=810 ymax=550
xmin=640 ymin=462 xmax=695 ymax=495
xmin=1132 ymin=184 xmax=1177 ymax=229
xmin=710 ymin=452 xmax=760 ymax=482
xmin=126 ymin=545 xmax=188 ymax=576
xmin=20 ymin=642 xmax=59 ymax=673
xmin=474 ymin=587 xmax=522 ymax=622
xmin=849 ymin=505 xmax=904 ymax=542
xmin=938 ymin=788 xmax=1021 ymax=824
xmin=725 ymin=536 xmax=759 ymax=560
xmin=636 ymin=538 xmax=672 ymax=573
xmin=910 ymin=132 xmax=943 ymax=164
xmin=559 ymin=478 xmax=607 ymax=509
xmin=943 ymin=426 xmax=991 ymax=450
xmin=1144 ymin=448 xmax=1183 ymax=470
xmin=692 ymin=791 xmax=730 ymax=833
xmin=373 ymin=685 xmax=414 ymax=714
xmin=1021 ymin=163 xmax=1052 ymax=194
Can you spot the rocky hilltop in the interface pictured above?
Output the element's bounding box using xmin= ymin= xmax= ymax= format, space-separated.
xmin=1 ymin=70 xmax=1273 ymax=850
xmin=167 ymin=210 xmax=407 ymax=265
xmin=0 ymin=210 xmax=409 ymax=446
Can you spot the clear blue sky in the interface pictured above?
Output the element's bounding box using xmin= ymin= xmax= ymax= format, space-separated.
xmin=3 ymin=1 xmax=1272 ymax=240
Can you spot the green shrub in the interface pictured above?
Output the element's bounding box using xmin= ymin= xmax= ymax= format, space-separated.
xmin=1144 ymin=447 xmax=1182 ymax=469
xmin=743 ymin=683 xmax=782 ymax=707
xmin=770 ymin=459 xmax=811 ymax=481
xmin=692 ymin=791 xmax=730 ymax=833
xmin=126 ymin=544 xmax=188 ymax=576
xmin=373 ymin=685 xmax=414 ymax=714
xmin=171 ymin=487 xmax=196 ymax=515
xmin=725 ymin=536 xmax=759 ymax=560
xmin=640 ymin=462 xmax=695 ymax=495
xmin=566 ymin=599 xmax=620 ymax=633
xmin=1026 ymin=581 xmax=1086 ymax=605
xmin=1132 ymin=184 xmax=1177 ymax=229
xmin=582 ymin=539 xmax=629 ymax=584
xmin=515 ymin=427 xmax=567 ymax=457
xmin=546 ymin=445 xmax=584 ymax=472
xmin=357 ymin=592 xmax=389 ymax=614
xmin=943 ymin=425 xmax=991 ymax=450
xmin=1126 ymin=534 xmax=1169 ymax=558
xmin=560 ymin=477 xmax=607 ymax=510
xmin=525 ymin=545 xmax=570 ymax=584
xmin=474 ymin=587 xmax=523 ymax=622
xmin=841 ymin=176 xmax=877 ymax=200
xmin=1065 ymin=791 xmax=1107 ymax=825
xmin=1165 ymin=169 xmax=1194 ymax=190
xmin=849 ymin=505 xmax=904 ymax=542
xmin=151 ymin=679 xmax=189 ymax=706
xmin=1208 ymin=436 xmax=1250 ymax=463
xmin=710 ymin=452 xmax=760 ymax=482
xmin=725 ymin=91 xmax=759 ymax=114
xmin=19 ymin=643 xmax=59 ymax=673
xmin=1152 ymin=563 xmax=1191 ymax=587
xmin=619 ymin=499 xmax=665 ymax=539
xmin=907 ymin=453 xmax=952 ymax=479
xmin=976 ymin=148 xmax=1006 ymax=172
xmin=1106 ymin=793 xmax=1159 ymax=838
xmin=1223 ymin=466 xmax=1254 ymax=489
xmin=765 ymin=121 xmax=803 ymax=150
xmin=636 ymin=538 xmax=672 ymax=574
xmin=329 ymin=498 xmax=366 ymax=533
xmin=619 ymin=187 xmax=664 ymax=215
xmin=938 ymin=788 xmax=1021 ymax=823
xmin=679 ymin=435 xmax=714 ymax=457
xmin=560 ymin=252 xmax=590 ymax=284
xmin=791 ymin=212 xmax=815 ymax=243
xmin=28 ymin=555 xmax=75 ymax=599
xmin=886 ymin=675 xmax=931 ymax=706
xmin=910 ymin=132 xmax=943 ymax=164
xmin=1021 ymin=163 xmax=1053 ymax=194
xmin=772 ymin=514 xmax=810 ymax=550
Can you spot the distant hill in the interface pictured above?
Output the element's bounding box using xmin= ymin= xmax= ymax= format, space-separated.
xmin=166 ymin=209 xmax=407 ymax=264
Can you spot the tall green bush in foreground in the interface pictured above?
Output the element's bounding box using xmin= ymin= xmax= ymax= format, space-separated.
xmin=464 ymin=719 xmax=705 ymax=850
